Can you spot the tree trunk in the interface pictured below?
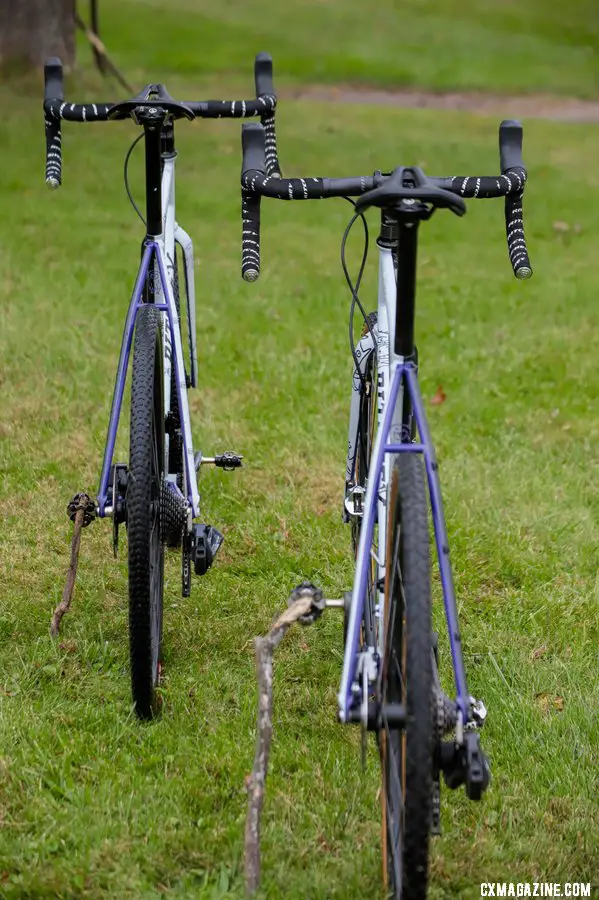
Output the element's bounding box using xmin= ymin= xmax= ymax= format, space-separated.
xmin=0 ymin=0 xmax=75 ymax=70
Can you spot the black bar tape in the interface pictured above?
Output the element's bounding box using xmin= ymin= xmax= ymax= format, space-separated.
xmin=240 ymin=124 xmax=265 ymax=281
xmin=261 ymin=113 xmax=281 ymax=176
xmin=242 ymin=171 xmax=327 ymax=199
xmin=442 ymin=168 xmax=532 ymax=278
xmin=253 ymin=53 xmax=281 ymax=176
xmin=46 ymin=97 xmax=274 ymax=122
xmin=44 ymin=100 xmax=113 ymax=122
xmin=44 ymin=116 xmax=62 ymax=188
xmin=498 ymin=122 xmax=532 ymax=278
xmin=44 ymin=58 xmax=64 ymax=188
xmin=505 ymin=187 xmax=532 ymax=279
xmin=241 ymin=187 xmax=261 ymax=282
xmin=443 ymin=171 xmax=527 ymax=199
xmin=188 ymin=95 xmax=276 ymax=119
xmin=241 ymin=171 xmax=375 ymax=200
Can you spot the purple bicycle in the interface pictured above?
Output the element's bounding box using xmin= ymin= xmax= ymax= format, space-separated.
xmin=42 ymin=54 xmax=278 ymax=719
xmin=239 ymin=98 xmax=532 ymax=896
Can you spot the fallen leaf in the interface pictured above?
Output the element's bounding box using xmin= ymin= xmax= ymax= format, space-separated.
xmin=536 ymin=693 xmax=550 ymax=714
xmin=430 ymin=385 xmax=447 ymax=406
xmin=536 ymin=692 xmax=564 ymax=714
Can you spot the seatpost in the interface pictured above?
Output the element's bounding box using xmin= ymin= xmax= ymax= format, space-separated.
xmin=138 ymin=106 xmax=167 ymax=237
xmin=387 ymin=205 xmax=421 ymax=359
xmin=161 ymin=116 xmax=176 ymax=159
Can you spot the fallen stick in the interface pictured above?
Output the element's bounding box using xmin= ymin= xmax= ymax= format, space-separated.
xmin=74 ymin=13 xmax=134 ymax=94
xmin=244 ymin=584 xmax=324 ymax=895
xmin=50 ymin=493 xmax=95 ymax=637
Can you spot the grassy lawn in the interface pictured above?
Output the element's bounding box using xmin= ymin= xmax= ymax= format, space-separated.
xmin=96 ymin=0 xmax=599 ymax=98
xmin=1 ymin=4 xmax=599 ymax=898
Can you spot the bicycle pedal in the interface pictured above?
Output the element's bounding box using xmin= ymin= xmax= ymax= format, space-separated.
xmin=195 ymin=451 xmax=243 ymax=471
xmin=67 ymin=493 xmax=96 ymax=527
xmin=287 ymin=582 xmax=325 ymax=625
xmin=191 ymin=523 xmax=223 ymax=576
xmin=344 ymin=484 xmax=366 ymax=519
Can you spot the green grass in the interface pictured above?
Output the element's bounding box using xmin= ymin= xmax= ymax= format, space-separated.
xmin=1 ymin=5 xmax=599 ymax=896
xmin=93 ymin=0 xmax=599 ymax=98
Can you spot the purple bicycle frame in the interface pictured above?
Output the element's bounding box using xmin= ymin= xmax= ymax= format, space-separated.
xmin=96 ymin=240 xmax=198 ymax=518
xmin=338 ymin=360 xmax=470 ymax=724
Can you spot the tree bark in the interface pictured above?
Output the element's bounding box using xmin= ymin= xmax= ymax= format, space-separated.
xmin=0 ymin=0 xmax=75 ymax=70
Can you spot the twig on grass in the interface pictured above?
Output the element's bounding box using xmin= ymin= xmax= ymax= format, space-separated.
xmin=50 ymin=493 xmax=95 ymax=637
xmin=244 ymin=594 xmax=314 ymax=895
xmin=74 ymin=13 xmax=134 ymax=94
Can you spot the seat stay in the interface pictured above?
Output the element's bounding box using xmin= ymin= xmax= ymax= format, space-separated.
xmin=96 ymin=238 xmax=200 ymax=520
xmin=174 ymin=224 xmax=198 ymax=389
xmin=404 ymin=364 xmax=470 ymax=723
xmin=97 ymin=243 xmax=154 ymax=517
xmin=338 ymin=361 xmax=471 ymax=726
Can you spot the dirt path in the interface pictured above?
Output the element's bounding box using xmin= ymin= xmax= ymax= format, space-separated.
xmin=287 ymin=84 xmax=599 ymax=123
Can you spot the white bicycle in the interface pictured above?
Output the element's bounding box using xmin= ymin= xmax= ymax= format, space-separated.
xmin=43 ymin=53 xmax=278 ymax=718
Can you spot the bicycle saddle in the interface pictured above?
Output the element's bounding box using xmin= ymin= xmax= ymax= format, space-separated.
xmin=355 ymin=167 xmax=466 ymax=217
xmin=108 ymin=84 xmax=194 ymax=122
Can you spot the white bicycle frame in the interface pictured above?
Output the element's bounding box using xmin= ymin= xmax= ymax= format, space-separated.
xmin=96 ymin=153 xmax=201 ymax=520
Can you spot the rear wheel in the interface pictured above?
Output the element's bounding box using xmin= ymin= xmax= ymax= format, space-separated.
xmin=381 ymin=452 xmax=433 ymax=899
xmin=128 ymin=305 xmax=165 ymax=720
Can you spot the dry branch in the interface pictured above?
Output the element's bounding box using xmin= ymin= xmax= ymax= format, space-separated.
xmin=244 ymin=595 xmax=313 ymax=895
xmin=50 ymin=493 xmax=92 ymax=637
xmin=74 ymin=13 xmax=134 ymax=93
